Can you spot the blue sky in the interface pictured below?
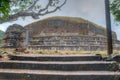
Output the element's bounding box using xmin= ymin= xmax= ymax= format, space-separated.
xmin=0 ymin=0 xmax=120 ymax=40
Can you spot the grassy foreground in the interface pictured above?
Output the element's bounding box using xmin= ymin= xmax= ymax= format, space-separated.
xmin=0 ymin=48 xmax=120 ymax=58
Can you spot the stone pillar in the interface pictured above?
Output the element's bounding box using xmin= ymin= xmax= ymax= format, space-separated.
xmin=25 ymin=27 xmax=30 ymax=49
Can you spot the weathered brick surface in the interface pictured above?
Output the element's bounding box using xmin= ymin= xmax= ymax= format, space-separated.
xmin=0 ymin=70 xmax=119 ymax=80
xmin=0 ymin=61 xmax=118 ymax=71
xmin=10 ymin=54 xmax=102 ymax=61
xmin=0 ymin=54 xmax=119 ymax=80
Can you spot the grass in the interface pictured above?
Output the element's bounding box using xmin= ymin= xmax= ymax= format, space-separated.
xmin=0 ymin=48 xmax=119 ymax=58
xmin=0 ymin=48 xmax=14 ymax=57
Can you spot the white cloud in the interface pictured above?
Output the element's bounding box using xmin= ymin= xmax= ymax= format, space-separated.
xmin=0 ymin=25 xmax=7 ymax=31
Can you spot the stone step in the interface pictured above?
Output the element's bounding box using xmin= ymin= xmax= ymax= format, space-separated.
xmin=0 ymin=61 xmax=118 ymax=71
xmin=9 ymin=54 xmax=102 ymax=61
xmin=0 ymin=69 xmax=119 ymax=80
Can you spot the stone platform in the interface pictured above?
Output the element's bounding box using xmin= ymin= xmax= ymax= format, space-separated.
xmin=0 ymin=54 xmax=119 ymax=80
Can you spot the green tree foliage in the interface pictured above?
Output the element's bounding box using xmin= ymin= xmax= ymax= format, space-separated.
xmin=110 ymin=0 xmax=120 ymax=22
xmin=0 ymin=0 xmax=10 ymax=20
xmin=0 ymin=30 xmax=4 ymax=45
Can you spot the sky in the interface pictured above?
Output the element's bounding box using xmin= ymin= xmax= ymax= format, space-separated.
xmin=0 ymin=0 xmax=120 ymax=40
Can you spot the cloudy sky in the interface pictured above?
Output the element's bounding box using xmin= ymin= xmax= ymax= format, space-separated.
xmin=0 ymin=0 xmax=120 ymax=40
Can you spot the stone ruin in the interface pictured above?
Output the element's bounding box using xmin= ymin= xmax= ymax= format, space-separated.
xmin=2 ymin=16 xmax=120 ymax=51
xmin=3 ymin=24 xmax=26 ymax=48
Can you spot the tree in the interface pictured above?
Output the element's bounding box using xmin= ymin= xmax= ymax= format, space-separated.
xmin=110 ymin=0 xmax=120 ymax=22
xmin=0 ymin=0 xmax=67 ymax=23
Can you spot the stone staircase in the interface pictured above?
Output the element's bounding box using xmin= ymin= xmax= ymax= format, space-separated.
xmin=0 ymin=54 xmax=119 ymax=80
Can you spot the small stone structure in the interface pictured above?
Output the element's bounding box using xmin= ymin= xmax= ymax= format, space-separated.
xmin=3 ymin=24 xmax=26 ymax=48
